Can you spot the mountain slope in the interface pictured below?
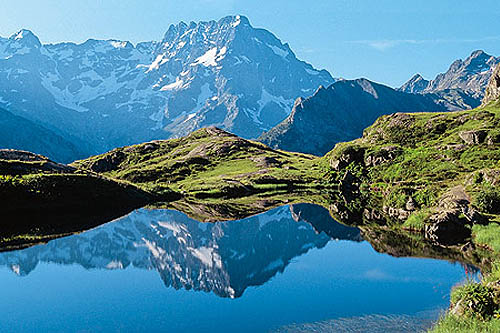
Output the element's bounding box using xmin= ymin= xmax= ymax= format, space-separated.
xmin=0 ymin=108 xmax=85 ymax=163
xmin=0 ymin=16 xmax=333 ymax=156
xmin=259 ymin=79 xmax=451 ymax=155
xmin=400 ymin=50 xmax=499 ymax=106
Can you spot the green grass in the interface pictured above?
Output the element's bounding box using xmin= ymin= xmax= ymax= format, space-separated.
xmin=473 ymin=223 xmax=500 ymax=252
xmin=431 ymin=315 xmax=500 ymax=333
xmin=74 ymin=127 xmax=328 ymax=199
xmin=403 ymin=209 xmax=431 ymax=231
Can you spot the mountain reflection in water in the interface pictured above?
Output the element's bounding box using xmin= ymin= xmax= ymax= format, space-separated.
xmin=0 ymin=204 xmax=361 ymax=298
xmin=0 ymin=203 xmax=473 ymax=333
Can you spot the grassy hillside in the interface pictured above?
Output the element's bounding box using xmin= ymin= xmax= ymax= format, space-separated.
xmin=73 ymin=127 xmax=331 ymax=199
xmin=0 ymin=150 xmax=155 ymax=250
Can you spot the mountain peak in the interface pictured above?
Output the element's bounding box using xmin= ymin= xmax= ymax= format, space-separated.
xmin=401 ymin=49 xmax=500 ymax=100
xmin=218 ymin=15 xmax=250 ymax=27
xmin=9 ymin=29 xmax=41 ymax=48
xmin=399 ymin=73 xmax=429 ymax=93
xmin=469 ymin=50 xmax=488 ymax=59
xmin=162 ymin=15 xmax=250 ymax=43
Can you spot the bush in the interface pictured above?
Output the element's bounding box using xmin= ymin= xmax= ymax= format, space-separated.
xmin=450 ymin=282 xmax=497 ymax=320
xmin=475 ymin=185 xmax=500 ymax=214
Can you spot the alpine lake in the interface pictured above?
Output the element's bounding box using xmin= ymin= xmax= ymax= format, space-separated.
xmin=0 ymin=202 xmax=476 ymax=333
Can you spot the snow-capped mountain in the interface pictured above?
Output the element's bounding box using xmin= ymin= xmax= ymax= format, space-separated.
xmin=0 ymin=204 xmax=360 ymax=298
xmin=0 ymin=16 xmax=334 ymax=158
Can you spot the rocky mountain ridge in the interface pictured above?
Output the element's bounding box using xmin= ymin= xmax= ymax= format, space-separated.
xmin=400 ymin=50 xmax=499 ymax=103
xmin=482 ymin=63 xmax=500 ymax=106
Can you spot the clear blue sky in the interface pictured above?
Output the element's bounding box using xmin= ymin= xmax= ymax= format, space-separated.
xmin=2 ymin=0 xmax=500 ymax=87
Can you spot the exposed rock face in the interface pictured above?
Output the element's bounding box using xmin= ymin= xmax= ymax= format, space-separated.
xmin=459 ymin=130 xmax=488 ymax=145
xmin=259 ymin=79 xmax=450 ymax=156
xmin=482 ymin=63 xmax=500 ymax=106
xmin=425 ymin=211 xmax=470 ymax=245
xmin=0 ymin=15 xmax=334 ymax=159
xmin=364 ymin=146 xmax=402 ymax=167
xmin=400 ymin=50 xmax=500 ymax=105
xmin=330 ymin=145 xmax=365 ymax=170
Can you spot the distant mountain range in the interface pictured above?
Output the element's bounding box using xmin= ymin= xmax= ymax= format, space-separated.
xmin=260 ymin=50 xmax=499 ymax=155
xmin=400 ymin=50 xmax=499 ymax=101
xmin=0 ymin=16 xmax=333 ymax=161
xmin=0 ymin=14 xmax=497 ymax=160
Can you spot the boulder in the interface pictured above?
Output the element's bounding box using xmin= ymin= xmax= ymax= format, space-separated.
xmin=406 ymin=196 xmax=417 ymax=211
xmin=425 ymin=210 xmax=471 ymax=245
xmin=329 ymin=145 xmax=364 ymax=170
xmin=459 ymin=130 xmax=488 ymax=145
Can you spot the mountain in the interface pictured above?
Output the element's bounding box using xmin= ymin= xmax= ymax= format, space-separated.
xmin=258 ymin=79 xmax=452 ymax=156
xmin=399 ymin=74 xmax=430 ymax=93
xmin=0 ymin=16 xmax=333 ymax=158
xmin=482 ymin=63 xmax=500 ymax=106
xmin=0 ymin=205 xmax=360 ymax=298
xmin=400 ymin=50 xmax=500 ymax=105
xmin=0 ymin=108 xmax=85 ymax=163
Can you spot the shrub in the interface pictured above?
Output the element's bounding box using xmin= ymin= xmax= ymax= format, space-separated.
xmin=385 ymin=186 xmax=409 ymax=209
xmin=475 ymin=185 xmax=500 ymax=214
xmin=450 ymin=282 xmax=497 ymax=320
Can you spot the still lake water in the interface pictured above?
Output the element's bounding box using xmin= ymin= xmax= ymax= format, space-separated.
xmin=0 ymin=204 xmax=470 ymax=332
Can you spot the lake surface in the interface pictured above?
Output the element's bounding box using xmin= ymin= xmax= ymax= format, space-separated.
xmin=0 ymin=204 xmax=471 ymax=332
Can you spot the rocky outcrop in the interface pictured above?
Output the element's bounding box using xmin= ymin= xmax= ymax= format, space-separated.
xmin=364 ymin=146 xmax=402 ymax=167
xmin=329 ymin=145 xmax=365 ymax=170
xmin=459 ymin=130 xmax=488 ymax=145
xmin=424 ymin=186 xmax=486 ymax=245
xmin=482 ymin=63 xmax=500 ymax=106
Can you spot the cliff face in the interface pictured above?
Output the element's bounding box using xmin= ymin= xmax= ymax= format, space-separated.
xmin=482 ymin=64 xmax=500 ymax=106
